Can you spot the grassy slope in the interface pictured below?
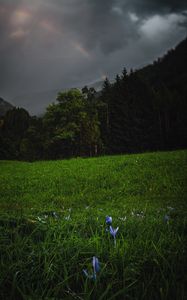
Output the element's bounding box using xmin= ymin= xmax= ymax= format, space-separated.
xmin=0 ymin=150 xmax=187 ymax=299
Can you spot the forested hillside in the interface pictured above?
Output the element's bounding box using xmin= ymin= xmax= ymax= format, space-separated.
xmin=0 ymin=38 xmax=186 ymax=160
xmin=139 ymin=37 xmax=187 ymax=93
xmin=99 ymin=37 xmax=187 ymax=154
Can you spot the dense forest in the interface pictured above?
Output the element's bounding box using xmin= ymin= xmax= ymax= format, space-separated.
xmin=0 ymin=38 xmax=187 ymax=160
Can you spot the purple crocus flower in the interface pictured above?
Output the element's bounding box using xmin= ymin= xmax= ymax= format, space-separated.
xmin=109 ymin=226 xmax=119 ymax=245
xmin=109 ymin=226 xmax=119 ymax=238
xmin=83 ymin=256 xmax=100 ymax=280
xmin=106 ymin=216 xmax=112 ymax=225
xmin=93 ymin=256 xmax=100 ymax=274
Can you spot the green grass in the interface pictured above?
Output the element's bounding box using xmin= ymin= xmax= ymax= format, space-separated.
xmin=0 ymin=150 xmax=187 ymax=299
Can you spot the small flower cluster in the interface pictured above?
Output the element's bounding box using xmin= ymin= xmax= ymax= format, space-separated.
xmin=106 ymin=215 xmax=119 ymax=246
xmin=83 ymin=215 xmax=119 ymax=281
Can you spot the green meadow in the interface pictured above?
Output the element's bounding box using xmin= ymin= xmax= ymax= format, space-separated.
xmin=0 ymin=150 xmax=187 ymax=299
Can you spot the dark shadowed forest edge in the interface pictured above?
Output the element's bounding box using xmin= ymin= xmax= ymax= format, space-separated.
xmin=0 ymin=38 xmax=187 ymax=160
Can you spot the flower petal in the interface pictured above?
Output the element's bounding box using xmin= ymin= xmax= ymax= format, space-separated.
xmin=93 ymin=256 xmax=100 ymax=273
xmin=106 ymin=216 xmax=112 ymax=225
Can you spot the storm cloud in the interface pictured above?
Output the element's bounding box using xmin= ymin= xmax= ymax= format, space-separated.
xmin=0 ymin=0 xmax=187 ymax=105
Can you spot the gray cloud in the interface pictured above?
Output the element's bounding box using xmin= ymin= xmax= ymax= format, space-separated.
xmin=0 ymin=0 xmax=187 ymax=110
xmin=120 ymin=0 xmax=187 ymax=16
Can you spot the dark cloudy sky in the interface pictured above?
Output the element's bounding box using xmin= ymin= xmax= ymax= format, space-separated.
xmin=0 ymin=0 xmax=187 ymax=100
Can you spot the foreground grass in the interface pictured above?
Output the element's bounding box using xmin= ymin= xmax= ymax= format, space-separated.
xmin=0 ymin=150 xmax=187 ymax=299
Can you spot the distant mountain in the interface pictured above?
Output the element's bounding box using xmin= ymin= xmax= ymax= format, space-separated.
xmin=11 ymin=81 xmax=104 ymax=116
xmin=0 ymin=98 xmax=14 ymax=116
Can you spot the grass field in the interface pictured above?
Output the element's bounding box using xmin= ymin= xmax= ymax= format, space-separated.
xmin=0 ymin=150 xmax=187 ymax=299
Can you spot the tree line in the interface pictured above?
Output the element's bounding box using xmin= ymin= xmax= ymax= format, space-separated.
xmin=0 ymin=72 xmax=186 ymax=160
